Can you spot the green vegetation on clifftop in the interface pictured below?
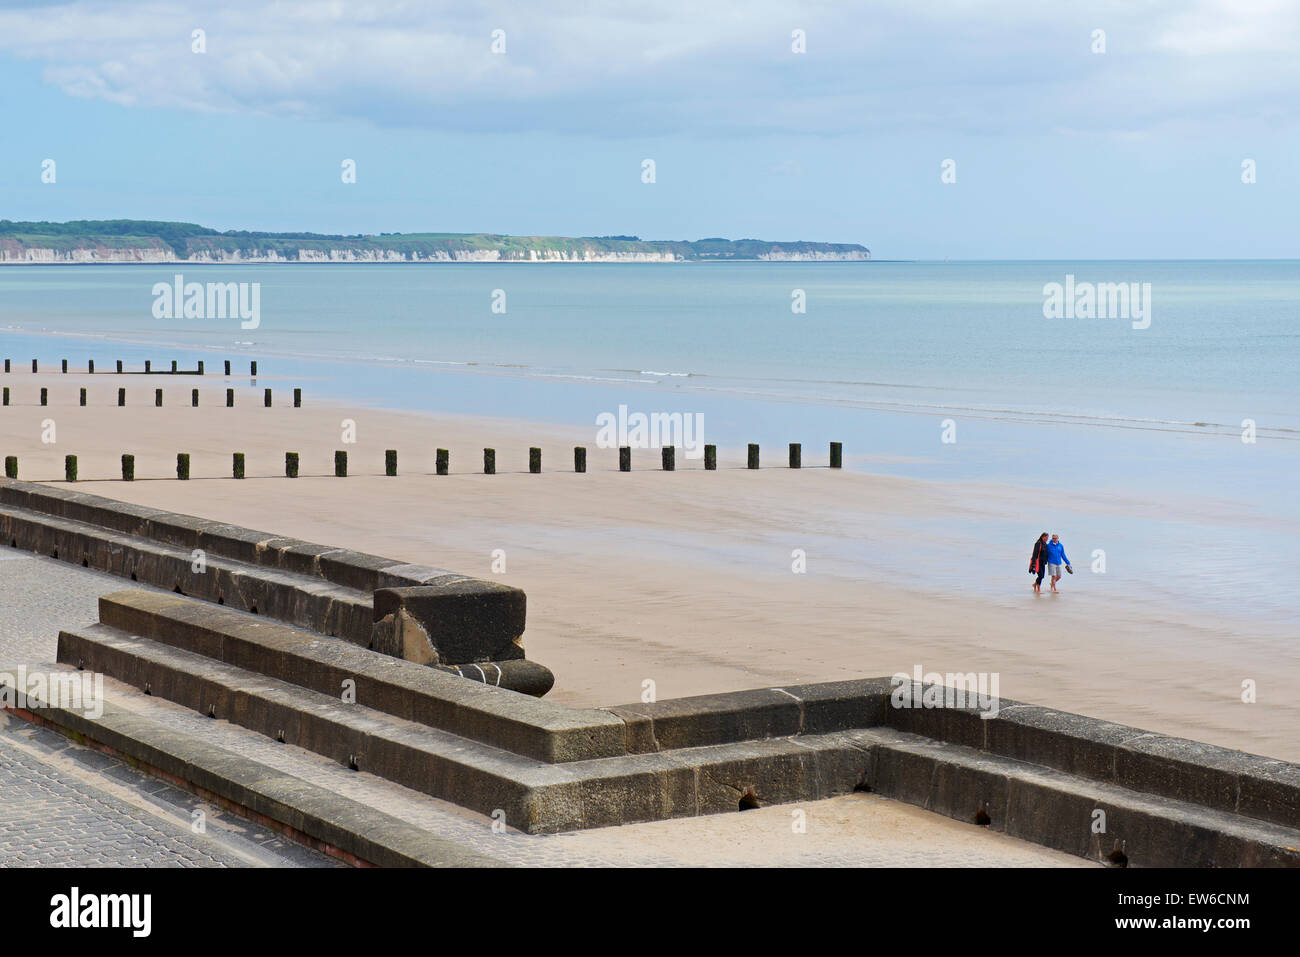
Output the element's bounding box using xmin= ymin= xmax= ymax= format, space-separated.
xmin=0 ymin=220 xmax=869 ymax=262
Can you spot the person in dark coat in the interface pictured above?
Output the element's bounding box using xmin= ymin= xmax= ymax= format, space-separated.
xmin=1029 ymin=532 xmax=1049 ymax=594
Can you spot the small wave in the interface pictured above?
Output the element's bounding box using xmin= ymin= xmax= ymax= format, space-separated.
xmin=533 ymin=373 xmax=655 ymax=384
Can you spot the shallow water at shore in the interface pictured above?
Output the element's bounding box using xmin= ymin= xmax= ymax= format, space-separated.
xmin=2 ymin=260 xmax=1297 ymax=629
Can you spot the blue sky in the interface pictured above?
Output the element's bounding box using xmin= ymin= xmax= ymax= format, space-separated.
xmin=0 ymin=0 xmax=1297 ymax=259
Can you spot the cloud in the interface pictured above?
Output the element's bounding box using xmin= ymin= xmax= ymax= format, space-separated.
xmin=0 ymin=0 xmax=1296 ymax=136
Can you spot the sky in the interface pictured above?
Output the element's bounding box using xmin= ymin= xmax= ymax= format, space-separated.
xmin=0 ymin=0 xmax=1297 ymax=259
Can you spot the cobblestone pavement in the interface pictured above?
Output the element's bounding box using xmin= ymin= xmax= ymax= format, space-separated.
xmin=0 ymin=715 xmax=338 ymax=867
xmin=0 ymin=546 xmax=165 ymax=664
xmin=1 ymin=549 xmax=335 ymax=867
xmin=1 ymin=547 xmax=1093 ymax=867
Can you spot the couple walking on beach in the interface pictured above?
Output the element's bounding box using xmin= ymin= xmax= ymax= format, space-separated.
xmin=1029 ymin=533 xmax=1072 ymax=594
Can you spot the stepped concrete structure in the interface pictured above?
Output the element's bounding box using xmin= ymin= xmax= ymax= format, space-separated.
xmin=0 ymin=480 xmax=551 ymax=696
xmin=3 ymin=478 xmax=1299 ymax=867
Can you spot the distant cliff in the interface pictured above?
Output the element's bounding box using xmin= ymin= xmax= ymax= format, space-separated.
xmin=0 ymin=221 xmax=869 ymax=264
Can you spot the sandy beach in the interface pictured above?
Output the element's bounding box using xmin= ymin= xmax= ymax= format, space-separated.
xmin=3 ymin=369 xmax=1296 ymax=763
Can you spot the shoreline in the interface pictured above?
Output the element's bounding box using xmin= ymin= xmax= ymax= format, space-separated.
xmin=3 ymin=328 xmax=1294 ymax=440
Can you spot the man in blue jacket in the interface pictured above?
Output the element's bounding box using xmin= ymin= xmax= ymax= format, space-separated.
xmin=1045 ymin=534 xmax=1071 ymax=593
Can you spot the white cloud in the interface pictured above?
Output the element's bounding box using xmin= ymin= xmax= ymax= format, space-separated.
xmin=0 ymin=0 xmax=1295 ymax=135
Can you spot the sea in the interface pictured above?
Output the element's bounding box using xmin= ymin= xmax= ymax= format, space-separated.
xmin=1 ymin=260 xmax=1297 ymax=627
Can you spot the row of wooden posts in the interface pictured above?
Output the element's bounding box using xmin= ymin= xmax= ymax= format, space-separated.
xmin=2 ymin=387 xmax=300 ymax=408
xmin=4 ymin=359 xmax=258 ymax=376
xmin=3 ymin=443 xmax=844 ymax=482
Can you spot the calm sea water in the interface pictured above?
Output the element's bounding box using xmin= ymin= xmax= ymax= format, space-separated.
xmin=2 ymin=261 xmax=1297 ymax=625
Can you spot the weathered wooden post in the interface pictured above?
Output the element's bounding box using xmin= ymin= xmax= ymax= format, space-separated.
xmin=226 ymin=388 xmax=234 ymax=407
xmin=39 ymin=388 xmax=47 ymax=406
xmin=118 ymin=388 xmax=125 ymax=407
xmin=293 ymin=388 xmax=301 ymax=408
xmin=385 ymin=450 xmax=397 ymax=476
xmin=747 ymin=443 xmax=760 ymax=469
xmin=483 ymin=448 xmax=496 ymax=474
xmin=116 ymin=360 xmax=123 ymax=374
xmin=335 ymin=450 xmax=347 ymax=477
xmin=176 ymin=453 xmax=190 ymax=480
xmin=4 ymin=456 xmax=16 ymax=479
xmin=619 ymin=446 xmax=631 ymax=471
xmin=65 ymin=455 xmax=77 ymax=482
xmin=224 ymin=360 xmax=231 ymax=376
xmin=62 ymin=359 xmax=67 ymax=373
xmin=285 ymin=452 xmax=299 ymax=478
xmin=829 ymin=441 xmax=842 ymax=469
xmin=189 ymin=389 xmax=197 ymax=407
xmin=789 ymin=443 xmax=801 ymax=469
xmin=79 ymin=388 xmax=86 ymax=407
xmin=232 ymin=452 xmax=245 ymax=480
xmin=155 ymin=388 xmax=162 ymax=407
xmin=662 ymin=446 xmax=675 ymax=471
xmin=171 ymin=360 xmax=177 ymax=374
xmin=31 ymin=359 xmax=37 ymax=373
xmin=121 ymin=454 xmax=135 ymax=482
xmin=574 ymin=447 xmax=586 ymax=472
xmin=264 ymin=388 xmax=271 ymax=407
xmin=704 ymin=444 xmax=717 ymax=470
xmin=529 ymin=447 xmax=541 ymax=473
xmin=436 ymin=449 xmax=449 ymax=476
xmin=251 ymin=361 xmax=258 ymax=376
xmin=88 ymin=360 xmax=94 ymax=374
xmin=145 ymin=361 xmax=151 ymax=373
xmin=2 ymin=388 xmax=7 ymax=406
xmin=3 ymin=359 xmax=9 ymax=373
xmin=197 ymin=361 xmax=204 ymax=375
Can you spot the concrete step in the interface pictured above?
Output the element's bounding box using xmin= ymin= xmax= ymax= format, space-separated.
xmin=94 ymin=589 xmax=621 ymax=762
xmin=57 ymin=624 xmax=552 ymax=822
xmin=1 ymin=501 xmax=374 ymax=642
xmin=0 ymin=662 xmax=502 ymax=868
xmin=1 ymin=482 xmax=551 ymax=692
xmin=53 ymin=623 xmax=873 ymax=832
xmin=849 ymin=727 xmax=1300 ymax=868
xmin=22 ymin=626 xmax=1300 ymax=861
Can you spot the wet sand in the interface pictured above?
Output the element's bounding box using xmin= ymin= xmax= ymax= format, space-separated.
xmin=2 ymin=371 xmax=1296 ymax=762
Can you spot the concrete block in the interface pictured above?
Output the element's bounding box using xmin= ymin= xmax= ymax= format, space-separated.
xmin=373 ymin=581 xmax=527 ymax=665
xmin=1116 ymin=733 xmax=1257 ymax=815
xmin=604 ymin=688 xmax=802 ymax=752
xmin=983 ymin=704 xmax=1138 ymax=782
